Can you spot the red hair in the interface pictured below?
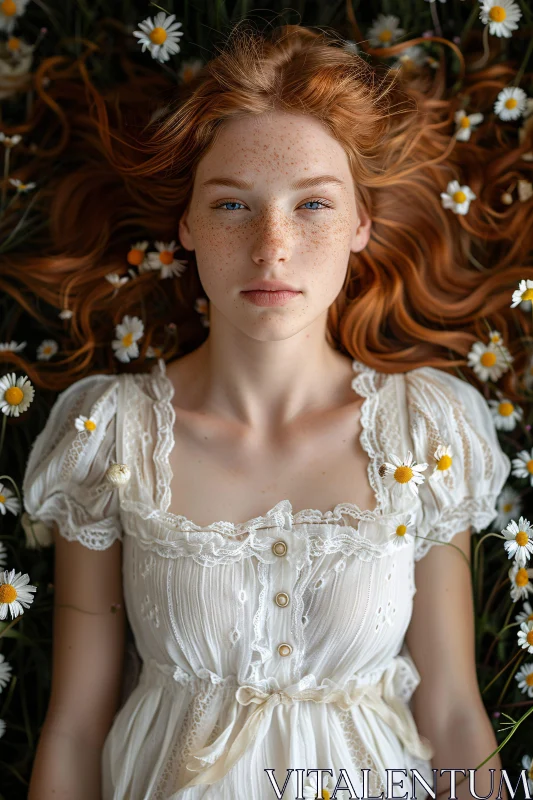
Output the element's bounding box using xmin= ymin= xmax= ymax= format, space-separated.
xmin=2 ymin=21 xmax=532 ymax=400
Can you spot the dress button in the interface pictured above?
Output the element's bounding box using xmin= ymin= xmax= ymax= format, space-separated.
xmin=277 ymin=643 xmax=293 ymax=657
xmin=274 ymin=591 xmax=290 ymax=607
xmin=272 ymin=540 xmax=287 ymax=557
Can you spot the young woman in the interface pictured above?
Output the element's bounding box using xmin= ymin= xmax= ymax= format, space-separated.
xmin=20 ymin=22 xmax=518 ymax=800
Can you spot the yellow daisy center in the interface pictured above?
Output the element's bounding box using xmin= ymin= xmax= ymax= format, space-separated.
xmin=526 ymin=673 xmax=533 ymax=687
xmin=528 ymin=612 xmax=533 ymax=622
xmin=149 ymin=27 xmax=167 ymax=45
xmin=453 ymin=190 xmax=467 ymax=203
xmin=396 ymin=524 xmax=407 ymax=537
xmin=0 ymin=494 xmax=5 ymax=504
xmin=122 ymin=332 xmax=134 ymax=348
xmin=437 ymin=454 xmax=452 ymax=471
xmin=480 ymin=351 xmax=497 ymax=367
xmin=515 ymin=568 xmax=530 ymax=587
xmin=159 ymin=250 xmax=174 ymax=265
xmin=460 ymin=116 xmax=471 ymax=128
xmin=378 ymin=29 xmax=392 ymax=43
xmin=527 ymin=459 xmax=533 ymax=474
xmin=84 ymin=419 xmax=96 ymax=431
xmin=323 ymin=791 xmax=331 ymax=800
xmin=127 ymin=247 xmax=145 ymax=266
xmin=5 ymin=386 xmax=23 ymax=406
xmin=503 ymin=502 xmax=513 ymax=512
xmin=7 ymin=36 xmax=20 ymax=51
xmin=489 ymin=6 xmax=506 ymax=22
xmin=394 ymin=465 xmax=413 ymax=484
xmin=182 ymin=67 xmax=195 ymax=83
xmin=1 ymin=0 xmax=17 ymax=16
xmin=0 ymin=583 xmax=17 ymax=604
xmin=505 ymin=98 xmax=518 ymax=110
xmin=43 ymin=345 xmax=51 ymax=354
xmin=527 ymin=631 xmax=533 ymax=646
xmin=498 ymin=401 xmax=514 ymax=417
xmin=516 ymin=531 xmax=529 ymax=547
xmin=522 ymin=288 xmax=533 ymax=301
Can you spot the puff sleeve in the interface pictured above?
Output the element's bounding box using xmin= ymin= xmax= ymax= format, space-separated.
xmin=404 ymin=366 xmax=512 ymax=562
xmin=22 ymin=373 xmax=124 ymax=550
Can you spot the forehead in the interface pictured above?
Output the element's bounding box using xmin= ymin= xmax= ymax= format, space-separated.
xmin=195 ymin=110 xmax=352 ymax=186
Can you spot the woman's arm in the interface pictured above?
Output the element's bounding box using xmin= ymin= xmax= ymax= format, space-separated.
xmin=405 ymin=528 xmax=507 ymax=800
xmin=28 ymin=525 xmax=126 ymax=800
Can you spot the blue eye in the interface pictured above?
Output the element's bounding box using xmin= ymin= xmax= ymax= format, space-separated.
xmin=213 ymin=199 xmax=332 ymax=212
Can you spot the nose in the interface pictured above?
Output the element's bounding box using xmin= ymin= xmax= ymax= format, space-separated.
xmin=250 ymin=209 xmax=293 ymax=266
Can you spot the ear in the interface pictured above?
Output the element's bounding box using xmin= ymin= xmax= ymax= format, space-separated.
xmin=350 ymin=207 xmax=372 ymax=253
xmin=178 ymin=205 xmax=195 ymax=252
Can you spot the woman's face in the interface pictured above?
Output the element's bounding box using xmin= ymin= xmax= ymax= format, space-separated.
xmin=179 ymin=109 xmax=371 ymax=341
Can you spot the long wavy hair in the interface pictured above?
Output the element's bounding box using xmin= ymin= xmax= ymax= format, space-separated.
xmin=2 ymin=21 xmax=532 ymax=400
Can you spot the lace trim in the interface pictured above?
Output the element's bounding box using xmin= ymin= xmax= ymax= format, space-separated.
xmin=413 ymin=492 xmax=500 ymax=562
xmin=120 ymin=497 xmax=411 ymax=565
xmin=146 ymin=357 xmax=389 ymax=534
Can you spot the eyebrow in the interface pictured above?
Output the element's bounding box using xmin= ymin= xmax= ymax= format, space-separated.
xmin=200 ymin=175 xmax=346 ymax=191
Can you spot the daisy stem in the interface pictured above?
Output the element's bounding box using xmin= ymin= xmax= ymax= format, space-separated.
xmin=497 ymin=650 xmax=526 ymax=705
xmin=473 ymin=532 xmax=505 ymax=578
xmin=0 ymin=615 xmax=21 ymax=640
xmin=483 ymin=563 xmax=512 ymax=616
xmin=481 ymin=646 xmax=523 ymax=694
xmin=512 ymin=34 xmax=533 ymax=87
xmin=0 ymin=147 xmax=10 ymax=215
xmin=0 ymin=414 xmax=6 ymax=458
xmin=429 ymin=1 xmax=442 ymax=38
xmin=474 ymin=702 xmax=533 ymax=769
xmin=469 ymin=23 xmax=491 ymax=71
xmin=460 ymin=2 xmax=480 ymax=50
xmin=413 ymin=533 xmax=470 ymax=570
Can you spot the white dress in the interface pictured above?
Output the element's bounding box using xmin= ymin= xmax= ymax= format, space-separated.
xmin=22 ymin=358 xmax=511 ymax=800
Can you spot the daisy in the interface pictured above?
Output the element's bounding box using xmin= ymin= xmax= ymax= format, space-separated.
xmin=518 ymin=620 xmax=533 ymax=654
xmin=515 ymin=662 xmax=533 ymax=697
xmin=522 ymin=754 xmax=533 ymax=794
xmin=58 ymin=308 xmax=73 ymax=319
xmin=512 ymin=449 xmax=533 ymax=485
xmin=0 ymin=653 xmax=12 ymax=692
xmin=303 ymin=771 xmax=336 ymax=799
xmin=516 ymin=600 xmax=533 ymax=625
xmin=488 ymin=398 xmax=523 ymax=431
xmin=195 ymin=297 xmax=210 ymax=327
xmin=0 ymin=372 xmax=34 ymax=417
xmin=511 ymin=280 xmax=533 ymax=307
xmin=0 ymin=481 xmax=21 ymax=516
xmin=0 ymin=131 xmax=21 ymax=147
xmin=502 ymin=517 xmax=533 ymax=566
xmin=146 ymin=241 xmax=188 ymax=280
xmin=0 ymin=0 xmax=30 ymax=34
xmin=440 ymin=180 xmax=476 ymax=215
xmin=0 ymin=568 xmax=37 ymax=620
xmin=479 ymin=0 xmax=522 ymax=37
xmin=133 ymin=12 xmax=184 ymax=64
xmin=389 ymin=517 xmax=416 ymax=549
xmin=74 ymin=415 xmax=97 ymax=433
xmin=9 ymin=177 xmax=36 ymax=192
xmin=343 ymin=40 xmax=360 ymax=55
xmin=0 ymin=340 xmax=26 ymax=352
xmin=493 ymin=486 xmax=522 ymax=529
xmin=36 ymin=339 xmax=58 ymax=361
xmin=467 ymin=341 xmax=511 ymax=381
xmin=178 ymin=57 xmax=203 ymax=84
xmin=21 ymin=511 xmax=53 ymax=549
xmin=367 ymin=15 xmax=405 ymax=48
xmin=454 ymin=110 xmax=484 ymax=142
xmin=105 ymin=272 xmax=129 ymax=291
xmin=430 ymin=444 xmax=453 ymax=481
xmin=146 ymin=345 xmax=163 ymax=359
xmin=380 ymin=450 xmax=428 ymax=501
xmin=494 ymin=87 xmax=528 ymax=121
xmin=487 ymin=329 xmax=504 ymax=346
xmin=392 ymin=45 xmax=427 ymax=71
xmin=126 ymin=240 xmax=150 ymax=274
xmin=0 ymin=541 xmax=6 ymax=569
xmin=111 ymin=314 xmax=144 ymax=363
xmin=509 ymin=562 xmax=533 ymax=602
xmin=518 ymin=180 xmax=533 ymax=202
